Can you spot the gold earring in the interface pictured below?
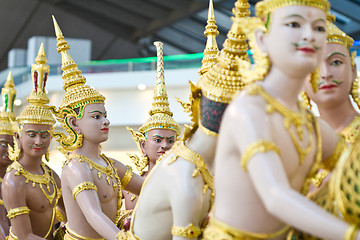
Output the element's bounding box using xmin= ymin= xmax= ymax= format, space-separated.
xmin=309 ymin=66 xmax=320 ymax=93
xmin=351 ymin=76 xmax=360 ymax=110
xmin=300 ymin=92 xmax=311 ymax=110
xmin=9 ymin=136 xmax=21 ymax=161
xmin=44 ymin=149 xmax=50 ymax=162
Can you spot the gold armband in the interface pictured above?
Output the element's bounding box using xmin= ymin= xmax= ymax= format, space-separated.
xmin=0 ymin=199 xmax=4 ymax=206
xmin=7 ymin=228 xmax=19 ymax=240
xmin=171 ymin=224 xmax=202 ymax=238
xmin=72 ymin=182 xmax=97 ymax=200
xmin=345 ymin=224 xmax=358 ymax=240
xmin=6 ymin=206 xmax=31 ymax=219
xmin=241 ymin=140 xmax=280 ymax=172
xmin=120 ymin=166 xmax=133 ymax=189
xmin=311 ymin=169 xmax=329 ymax=188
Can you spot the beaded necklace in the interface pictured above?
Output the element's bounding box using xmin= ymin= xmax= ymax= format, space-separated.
xmin=248 ymin=84 xmax=314 ymax=164
xmin=8 ymin=161 xmax=59 ymax=204
xmin=65 ymin=153 xmax=123 ymax=224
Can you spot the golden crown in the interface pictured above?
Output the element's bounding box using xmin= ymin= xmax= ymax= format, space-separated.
xmin=52 ymin=16 xmax=105 ymax=110
xmin=255 ymin=0 xmax=330 ymax=21
xmin=0 ymin=71 xmax=17 ymax=135
xmin=198 ymin=0 xmax=249 ymax=104
xmin=327 ymin=21 xmax=354 ymax=50
xmin=16 ymin=43 xmax=55 ymax=126
xmin=198 ymin=0 xmax=219 ymax=77
xmin=138 ymin=41 xmax=180 ymax=136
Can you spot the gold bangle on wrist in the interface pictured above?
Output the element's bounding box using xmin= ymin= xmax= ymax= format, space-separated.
xmin=345 ymin=224 xmax=358 ymax=240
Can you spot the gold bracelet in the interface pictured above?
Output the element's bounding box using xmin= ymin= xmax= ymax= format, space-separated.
xmin=345 ymin=224 xmax=358 ymax=240
xmin=6 ymin=206 xmax=31 ymax=219
xmin=56 ymin=207 xmax=66 ymax=222
xmin=171 ymin=224 xmax=202 ymax=238
xmin=120 ymin=166 xmax=133 ymax=189
xmin=7 ymin=228 xmax=19 ymax=240
xmin=116 ymin=230 xmax=129 ymax=240
xmin=0 ymin=199 xmax=4 ymax=206
xmin=72 ymin=181 xmax=98 ymax=200
xmin=241 ymin=140 xmax=280 ymax=172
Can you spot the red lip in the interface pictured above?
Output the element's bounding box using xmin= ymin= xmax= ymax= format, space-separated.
xmin=319 ymin=84 xmax=337 ymax=90
xmin=32 ymin=147 xmax=43 ymax=151
xmin=101 ymin=128 xmax=109 ymax=132
xmin=158 ymin=151 xmax=165 ymax=155
xmin=298 ymin=47 xmax=315 ymax=53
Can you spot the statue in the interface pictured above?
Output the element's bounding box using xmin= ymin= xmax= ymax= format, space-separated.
xmin=203 ymin=0 xmax=360 ymax=239
xmin=120 ymin=41 xmax=180 ymax=230
xmin=50 ymin=16 xmax=144 ymax=240
xmin=128 ymin=0 xmax=248 ymax=239
xmin=303 ymin=20 xmax=358 ymax=189
xmin=289 ymin=20 xmax=360 ymax=240
xmin=2 ymin=43 xmax=65 ymax=239
xmin=0 ymin=71 xmax=16 ymax=239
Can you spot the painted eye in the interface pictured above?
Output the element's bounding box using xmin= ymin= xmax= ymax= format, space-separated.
xmin=1 ymin=143 xmax=7 ymax=147
xmin=315 ymin=26 xmax=326 ymax=32
xmin=155 ymin=139 xmax=161 ymax=143
xmin=169 ymin=140 xmax=174 ymax=144
xmin=93 ymin=115 xmax=100 ymax=119
xmin=331 ymin=60 xmax=343 ymax=66
xmin=286 ymin=22 xmax=300 ymax=28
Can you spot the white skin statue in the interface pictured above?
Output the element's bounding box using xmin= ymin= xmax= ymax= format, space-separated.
xmin=211 ymin=5 xmax=360 ymax=240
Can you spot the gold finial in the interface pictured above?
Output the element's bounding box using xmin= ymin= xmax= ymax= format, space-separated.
xmin=0 ymin=71 xmax=17 ymax=135
xmin=16 ymin=44 xmax=55 ymax=126
xmin=1 ymin=71 xmax=16 ymax=121
xmin=198 ymin=0 xmax=219 ymax=77
xmin=52 ymin=16 xmax=104 ymax=109
xmin=138 ymin=41 xmax=180 ymax=136
xmin=198 ymin=0 xmax=250 ymax=103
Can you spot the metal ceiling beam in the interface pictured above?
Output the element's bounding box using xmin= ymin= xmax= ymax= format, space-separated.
xmin=132 ymin=0 xmax=209 ymax=40
xmin=105 ymin=0 xmax=170 ymax=21
xmin=67 ymin=0 xmax=151 ymax=29
xmin=149 ymin=0 xmax=193 ymax=11
xmin=56 ymin=2 xmax=134 ymax=40
xmin=329 ymin=0 xmax=360 ymax=24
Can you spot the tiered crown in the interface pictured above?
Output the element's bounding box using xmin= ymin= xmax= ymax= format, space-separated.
xmin=255 ymin=0 xmax=330 ymax=21
xmin=0 ymin=71 xmax=17 ymax=135
xmin=16 ymin=44 xmax=55 ymax=126
xmin=52 ymin=16 xmax=105 ymax=110
xmin=198 ymin=0 xmax=219 ymax=77
xmin=327 ymin=21 xmax=354 ymax=50
xmin=138 ymin=41 xmax=180 ymax=136
xmin=198 ymin=0 xmax=250 ymax=104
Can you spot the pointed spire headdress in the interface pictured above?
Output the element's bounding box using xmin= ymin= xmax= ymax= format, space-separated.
xmin=16 ymin=43 xmax=55 ymax=127
xmin=327 ymin=21 xmax=354 ymax=50
xmin=137 ymin=41 xmax=180 ymax=137
xmin=52 ymin=16 xmax=105 ymax=111
xmin=198 ymin=0 xmax=250 ymax=104
xmin=0 ymin=71 xmax=17 ymax=135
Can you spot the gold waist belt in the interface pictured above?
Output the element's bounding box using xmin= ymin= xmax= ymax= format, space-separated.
xmin=203 ymin=218 xmax=290 ymax=240
xmin=65 ymin=225 xmax=105 ymax=240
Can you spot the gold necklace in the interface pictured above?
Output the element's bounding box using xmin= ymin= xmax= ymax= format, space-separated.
xmin=248 ymin=85 xmax=314 ymax=164
xmin=170 ymin=141 xmax=214 ymax=199
xmin=341 ymin=115 xmax=360 ymax=144
xmin=7 ymin=161 xmax=58 ymax=204
xmin=66 ymin=153 xmax=123 ymax=224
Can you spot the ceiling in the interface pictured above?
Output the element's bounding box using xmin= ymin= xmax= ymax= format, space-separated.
xmin=0 ymin=0 xmax=359 ymax=71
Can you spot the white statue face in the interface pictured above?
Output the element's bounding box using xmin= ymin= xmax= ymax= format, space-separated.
xmin=305 ymin=43 xmax=357 ymax=109
xmin=258 ymin=5 xmax=327 ymax=78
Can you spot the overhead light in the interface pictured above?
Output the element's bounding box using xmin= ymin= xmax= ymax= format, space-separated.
xmin=138 ymin=84 xmax=146 ymax=91
xmin=14 ymin=99 xmax=22 ymax=106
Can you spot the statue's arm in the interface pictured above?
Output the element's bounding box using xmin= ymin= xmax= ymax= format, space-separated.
xmin=112 ymin=160 xmax=144 ymax=195
xmin=0 ymin=205 xmax=9 ymax=240
xmin=169 ymin=165 xmax=203 ymax=240
xmin=62 ymin=160 xmax=120 ymax=240
xmin=232 ymin=104 xmax=357 ymax=240
xmin=2 ymin=171 xmax=45 ymax=240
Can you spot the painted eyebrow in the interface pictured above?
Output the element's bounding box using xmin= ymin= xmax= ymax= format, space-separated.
xmin=89 ymin=110 xmax=107 ymax=115
xmin=166 ymin=136 xmax=175 ymax=139
xmin=25 ymin=130 xmax=39 ymax=133
xmin=153 ymin=135 xmax=164 ymax=139
xmin=283 ymin=14 xmax=305 ymax=20
xmin=328 ymin=51 xmax=347 ymax=58
xmin=0 ymin=139 xmax=8 ymax=142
